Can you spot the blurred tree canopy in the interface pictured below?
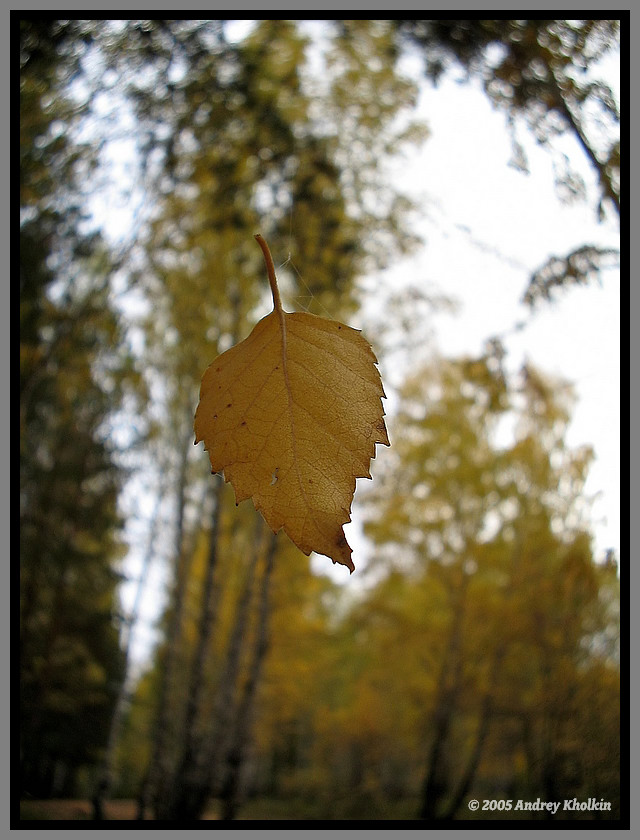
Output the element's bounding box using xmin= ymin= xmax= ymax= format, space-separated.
xmin=19 ymin=18 xmax=620 ymax=822
xmin=392 ymin=19 xmax=620 ymax=305
xmin=360 ymin=350 xmax=620 ymax=818
xmin=394 ymin=20 xmax=619 ymax=215
xmin=20 ymin=19 xmax=138 ymax=797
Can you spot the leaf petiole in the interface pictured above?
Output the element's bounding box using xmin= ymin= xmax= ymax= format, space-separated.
xmin=255 ymin=234 xmax=283 ymax=314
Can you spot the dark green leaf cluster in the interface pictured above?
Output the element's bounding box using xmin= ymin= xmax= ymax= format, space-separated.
xmin=20 ymin=19 xmax=133 ymax=798
xmin=523 ymin=244 xmax=620 ymax=306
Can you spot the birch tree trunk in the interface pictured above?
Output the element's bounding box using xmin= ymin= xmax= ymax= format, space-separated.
xmin=158 ymin=474 xmax=229 ymax=820
xmin=166 ymin=514 xmax=268 ymax=820
xmin=440 ymin=647 xmax=505 ymax=819
xmin=136 ymin=431 xmax=192 ymax=819
xmin=419 ymin=571 xmax=469 ymax=821
xmin=92 ymin=474 xmax=166 ymax=820
xmin=219 ymin=532 xmax=278 ymax=821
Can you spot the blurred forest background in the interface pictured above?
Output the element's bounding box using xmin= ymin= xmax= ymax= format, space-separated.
xmin=19 ymin=19 xmax=621 ymax=821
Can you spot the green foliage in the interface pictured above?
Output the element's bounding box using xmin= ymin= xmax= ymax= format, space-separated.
xmin=20 ymin=19 xmax=132 ymax=797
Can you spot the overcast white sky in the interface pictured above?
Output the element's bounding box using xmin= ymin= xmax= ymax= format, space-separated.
xmin=411 ymin=69 xmax=619 ymax=550
xmin=103 ymin=28 xmax=620 ymax=660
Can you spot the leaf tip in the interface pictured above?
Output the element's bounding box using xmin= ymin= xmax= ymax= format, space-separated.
xmin=332 ymin=532 xmax=355 ymax=574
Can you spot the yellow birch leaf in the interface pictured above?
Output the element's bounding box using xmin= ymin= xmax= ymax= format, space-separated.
xmin=194 ymin=235 xmax=389 ymax=572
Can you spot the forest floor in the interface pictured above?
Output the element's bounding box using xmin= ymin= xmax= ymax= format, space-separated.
xmin=18 ymin=796 xmax=419 ymax=821
xmin=19 ymin=797 xmax=610 ymax=822
xmin=19 ymin=799 xmax=220 ymax=821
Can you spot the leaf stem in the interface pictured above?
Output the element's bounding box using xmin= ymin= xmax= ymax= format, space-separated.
xmin=255 ymin=234 xmax=283 ymax=313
